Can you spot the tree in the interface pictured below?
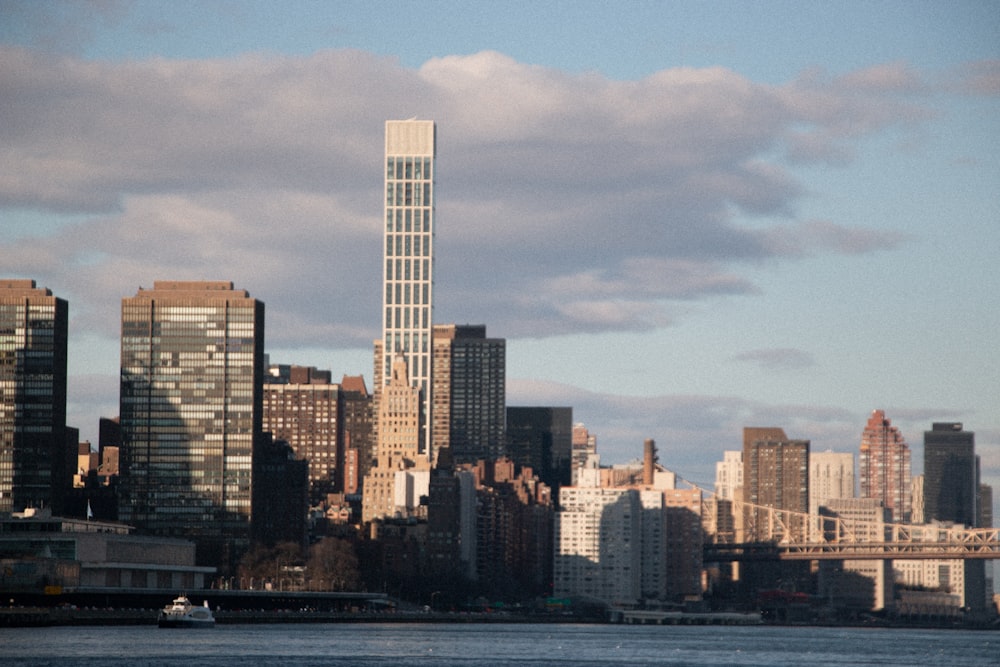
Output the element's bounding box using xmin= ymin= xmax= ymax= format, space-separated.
xmin=306 ymin=537 xmax=361 ymax=591
xmin=237 ymin=541 xmax=303 ymax=589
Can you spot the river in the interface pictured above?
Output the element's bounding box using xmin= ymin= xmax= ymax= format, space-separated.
xmin=2 ymin=622 xmax=997 ymax=666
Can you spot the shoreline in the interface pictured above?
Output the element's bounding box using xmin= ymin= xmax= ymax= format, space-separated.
xmin=2 ymin=606 xmax=997 ymax=631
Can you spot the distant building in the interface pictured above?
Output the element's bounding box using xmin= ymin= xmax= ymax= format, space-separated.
xmin=714 ymin=450 xmax=743 ymax=501
xmin=555 ymin=485 xmax=641 ymax=605
xmin=506 ymin=407 xmax=573 ymax=492
xmin=339 ymin=375 xmax=373 ymax=495
xmin=895 ymin=519 xmax=994 ymax=616
xmin=571 ymin=423 xmax=597 ymax=472
xmin=378 ymin=119 xmax=436 ymax=458
xmin=431 ymin=324 xmax=506 ymax=465
xmin=251 ymin=435 xmax=308 ymax=548
xmin=663 ymin=488 xmax=704 ymax=600
xmin=924 ymin=423 xmax=977 ymax=527
xmin=818 ymin=498 xmax=892 ymax=611
xmin=0 ymin=279 xmax=69 ymax=514
xmin=742 ymin=427 xmax=810 ymax=542
xmin=362 ymin=355 xmax=429 ymax=523
xmin=809 ymin=450 xmax=855 ymax=518
xmin=263 ymin=365 xmax=339 ymax=503
xmin=859 ymin=410 xmax=911 ymax=522
xmin=0 ymin=508 xmax=214 ymax=592
xmin=118 ymin=281 xmax=264 ymax=571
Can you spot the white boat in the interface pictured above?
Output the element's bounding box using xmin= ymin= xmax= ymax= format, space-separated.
xmin=157 ymin=595 xmax=215 ymax=628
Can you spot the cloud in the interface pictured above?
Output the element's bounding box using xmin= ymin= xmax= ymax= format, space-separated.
xmin=952 ymin=60 xmax=1000 ymax=96
xmin=731 ymin=348 xmax=817 ymax=371
xmin=1 ymin=47 xmax=926 ymax=352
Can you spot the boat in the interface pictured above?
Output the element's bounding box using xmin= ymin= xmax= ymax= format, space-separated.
xmin=157 ymin=595 xmax=215 ymax=628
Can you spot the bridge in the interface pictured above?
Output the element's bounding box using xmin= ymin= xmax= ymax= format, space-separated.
xmin=701 ymin=495 xmax=1000 ymax=561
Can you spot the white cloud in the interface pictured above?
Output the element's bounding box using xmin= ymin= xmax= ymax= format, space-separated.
xmin=1 ymin=47 xmax=926 ymax=352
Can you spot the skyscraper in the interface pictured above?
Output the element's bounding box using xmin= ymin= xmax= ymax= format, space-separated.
xmin=507 ymin=407 xmax=573 ymax=491
xmin=378 ymin=120 xmax=436 ymax=458
xmin=859 ymin=409 xmax=911 ymax=522
xmin=923 ymin=422 xmax=977 ymax=527
xmin=119 ymin=281 xmax=264 ymax=569
xmin=0 ymin=279 xmax=69 ymax=513
xmin=742 ymin=427 xmax=810 ymax=542
xmin=431 ymin=324 xmax=506 ymax=464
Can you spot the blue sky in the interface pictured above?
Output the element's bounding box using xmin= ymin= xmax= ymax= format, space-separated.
xmin=2 ymin=1 xmax=998 ymax=503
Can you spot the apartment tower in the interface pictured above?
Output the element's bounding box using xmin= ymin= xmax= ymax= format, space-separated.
xmin=0 ymin=279 xmax=69 ymax=513
xmin=377 ymin=120 xmax=436 ymax=459
xmin=742 ymin=427 xmax=810 ymax=542
xmin=859 ymin=409 xmax=911 ymax=523
xmin=431 ymin=324 xmax=506 ymax=464
xmin=119 ymin=281 xmax=264 ymax=569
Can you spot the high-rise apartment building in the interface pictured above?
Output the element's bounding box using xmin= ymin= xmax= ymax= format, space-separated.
xmin=119 ymin=281 xmax=264 ymax=569
xmin=339 ymin=375 xmax=373 ymax=496
xmin=263 ymin=365 xmax=338 ymax=504
xmin=554 ymin=485 xmax=642 ymax=604
xmin=923 ymin=422 xmax=977 ymax=527
xmin=431 ymin=324 xmax=505 ymax=464
xmin=809 ymin=450 xmax=855 ymax=517
xmin=378 ymin=120 xmax=436 ymax=458
xmin=0 ymin=279 xmax=69 ymax=513
xmin=742 ymin=427 xmax=810 ymax=542
xmin=859 ymin=409 xmax=911 ymax=523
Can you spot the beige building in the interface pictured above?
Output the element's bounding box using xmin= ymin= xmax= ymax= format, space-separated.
xmin=817 ymin=498 xmax=892 ymax=611
xmin=362 ymin=355 xmax=429 ymax=523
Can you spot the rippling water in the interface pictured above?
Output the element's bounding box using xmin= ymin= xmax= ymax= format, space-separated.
xmin=3 ymin=622 xmax=998 ymax=666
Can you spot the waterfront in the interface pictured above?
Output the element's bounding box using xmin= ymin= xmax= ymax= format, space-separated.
xmin=2 ymin=622 xmax=998 ymax=666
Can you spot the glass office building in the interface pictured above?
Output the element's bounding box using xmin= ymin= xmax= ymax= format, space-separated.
xmin=119 ymin=281 xmax=264 ymax=569
xmin=0 ymin=279 xmax=68 ymax=513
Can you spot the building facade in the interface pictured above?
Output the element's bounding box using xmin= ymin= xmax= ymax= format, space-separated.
xmin=506 ymin=407 xmax=573 ymax=492
xmin=339 ymin=375 xmax=373 ymax=496
xmin=379 ymin=120 xmax=436 ymax=458
xmin=431 ymin=324 xmax=506 ymax=465
xmin=0 ymin=279 xmax=69 ymax=514
xmin=263 ymin=366 xmax=339 ymax=503
xmin=554 ymin=485 xmax=642 ymax=605
xmin=362 ymin=355 xmax=429 ymax=523
xmin=923 ymin=422 xmax=977 ymax=527
xmin=118 ymin=281 xmax=264 ymax=570
xmin=742 ymin=427 xmax=810 ymax=542
xmin=809 ymin=450 xmax=855 ymax=517
xmin=859 ymin=409 xmax=911 ymax=523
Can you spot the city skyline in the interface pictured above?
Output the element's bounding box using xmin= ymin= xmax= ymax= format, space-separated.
xmin=1 ymin=3 xmax=997 ymax=510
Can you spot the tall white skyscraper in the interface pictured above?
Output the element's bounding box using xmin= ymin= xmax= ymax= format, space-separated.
xmin=379 ymin=120 xmax=436 ymax=456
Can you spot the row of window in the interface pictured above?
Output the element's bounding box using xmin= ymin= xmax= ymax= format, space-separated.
xmin=385 ymin=258 xmax=431 ymax=283
xmin=385 ymin=233 xmax=431 ymax=258
xmin=385 ymin=282 xmax=430 ymax=307
xmin=386 ymin=182 xmax=432 ymax=207
xmin=386 ymin=156 xmax=432 ymax=181
xmin=385 ymin=207 xmax=432 ymax=233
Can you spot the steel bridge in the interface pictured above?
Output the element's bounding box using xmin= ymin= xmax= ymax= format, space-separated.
xmin=702 ymin=496 xmax=1000 ymax=561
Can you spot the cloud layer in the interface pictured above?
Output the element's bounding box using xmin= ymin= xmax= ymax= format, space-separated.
xmin=1 ymin=47 xmax=919 ymax=348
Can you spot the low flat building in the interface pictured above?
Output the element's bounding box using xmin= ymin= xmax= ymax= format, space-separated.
xmin=0 ymin=508 xmax=214 ymax=593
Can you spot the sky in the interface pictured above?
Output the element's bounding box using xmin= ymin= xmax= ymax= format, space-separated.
xmin=1 ymin=1 xmax=998 ymax=505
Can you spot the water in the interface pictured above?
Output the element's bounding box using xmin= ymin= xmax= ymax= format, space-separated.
xmin=1 ymin=623 xmax=997 ymax=666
